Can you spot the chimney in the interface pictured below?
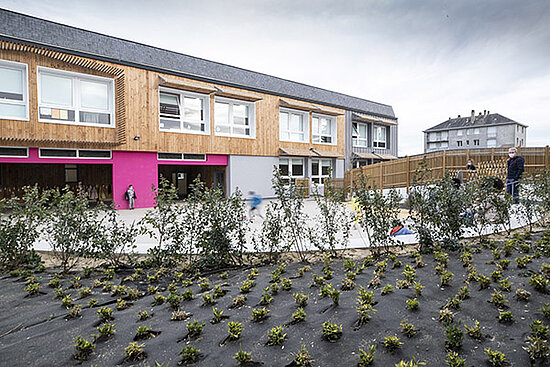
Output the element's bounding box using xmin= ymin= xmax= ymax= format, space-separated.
xmin=458 ymin=115 xmax=461 ymax=118
xmin=471 ymin=109 xmax=475 ymax=123
xmin=483 ymin=109 xmax=487 ymax=116
xmin=487 ymin=110 xmax=490 ymax=116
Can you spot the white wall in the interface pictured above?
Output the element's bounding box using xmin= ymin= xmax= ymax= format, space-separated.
xmin=228 ymin=155 xmax=278 ymax=198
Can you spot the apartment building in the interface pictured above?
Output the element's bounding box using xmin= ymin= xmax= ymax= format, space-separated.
xmin=424 ymin=110 xmax=527 ymax=153
xmin=0 ymin=9 xmax=397 ymax=208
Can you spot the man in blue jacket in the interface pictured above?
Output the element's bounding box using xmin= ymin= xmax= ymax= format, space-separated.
xmin=506 ymin=147 xmax=524 ymax=204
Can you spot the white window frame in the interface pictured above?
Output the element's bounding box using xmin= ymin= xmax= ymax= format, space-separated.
xmin=457 ymin=129 xmax=463 ymax=136
xmin=487 ymin=126 xmax=497 ymax=137
xmin=278 ymin=157 xmax=305 ymax=184
xmin=279 ymin=108 xmax=309 ymax=143
xmin=214 ymin=96 xmax=256 ymax=139
xmin=312 ymin=114 xmax=336 ymax=145
xmin=38 ymin=148 xmax=112 ymax=159
xmin=474 ymin=128 xmax=480 ymax=135
xmin=157 ymin=152 xmax=207 ymax=161
xmin=37 ymin=66 xmax=115 ymax=128
xmin=487 ymin=138 xmax=496 ymax=148
xmin=0 ymin=146 xmax=29 ymax=158
xmin=159 ymin=87 xmax=210 ymax=135
xmin=311 ymin=158 xmax=333 ymax=185
xmin=0 ymin=59 xmax=29 ymax=121
xmin=441 ymin=141 xmax=449 ymax=148
xmin=373 ymin=125 xmax=387 ymax=148
xmin=352 ymin=122 xmax=368 ymax=147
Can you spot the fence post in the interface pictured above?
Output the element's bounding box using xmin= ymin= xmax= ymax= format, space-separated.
xmin=379 ymin=161 xmax=384 ymax=189
xmin=491 ymin=148 xmax=495 ymax=161
xmin=546 ymin=145 xmax=549 ymax=168
xmin=466 ymin=149 xmax=470 ymax=162
xmin=406 ymin=155 xmax=411 ymax=193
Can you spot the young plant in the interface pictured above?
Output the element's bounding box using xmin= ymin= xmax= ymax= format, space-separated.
xmin=211 ymin=307 xmax=225 ymax=324
xmin=259 ymin=289 xmax=274 ymax=305
xmin=445 ymin=323 xmax=464 ymax=350
xmin=292 ymin=345 xmax=314 ymax=367
xmin=400 ymin=320 xmax=418 ymax=338
xmin=78 ymin=286 xmax=92 ymax=298
xmin=341 ymin=277 xmax=355 ymax=291
xmin=440 ymin=271 xmax=454 ymax=287
xmin=231 ymin=294 xmax=247 ymax=308
xmin=24 ymin=282 xmax=40 ymax=296
xmin=116 ymin=298 xmax=128 ymax=311
xmin=540 ymin=303 xmax=550 ymax=319
xmin=67 ymin=304 xmax=82 ymax=319
xmin=524 ymin=335 xmax=549 ymax=361
xmin=240 ymin=279 xmax=255 ymax=293
xmin=529 ymin=274 xmax=548 ymax=293
xmin=464 ymin=320 xmax=483 ymax=340
xmin=357 ymin=303 xmax=376 ymax=326
xmin=457 ymin=286 xmax=470 ymax=300
xmin=202 ymin=293 xmax=216 ymax=306
xmin=181 ymin=289 xmax=194 ymax=301
xmin=515 ymin=288 xmax=531 ymax=301
xmin=179 ymin=345 xmax=200 ymax=364
xmin=124 ymin=342 xmax=146 ymax=362
xmin=489 ymin=290 xmax=508 ymax=308
xmin=358 ymin=345 xmax=376 ymax=367
xmin=228 ymin=321 xmax=243 ymax=340
xmin=233 ymin=350 xmax=252 ymax=366
xmin=281 ymin=277 xmax=292 ymax=291
xmin=251 ymin=307 xmax=270 ymax=322
xmin=321 ymin=321 xmax=342 ymax=342
xmin=498 ymin=311 xmax=514 ymax=324
xmin=292 ymin=307 xmax=306 ymax=323
xmin=88 ymin=298 xmax=98 ymax=307
xmin=97 ymin=306 xmax=113 ymax=322
xmin=293 ymin=292 xmax=309 ymax=307
xmin=172 ymin=309 xmax=190 ymax=321
xmin=445 ymin=351 xmax=465 ymax=367
xmin=406 ymin=298 xmax=419 ymax=311
xmin=477 ymin=274 xmax=491 ymax=290
xmin=381 ymin=284 xmax=393 ymax=295
xmin=383 ymin=336 xmax=403 ymax=353
xmin=439 ymin=308 xmax=454 ymax=326
xmin=267 ymin=326 xmax=287 ymax=346
xmin=94 ymin=322 xmax=116 ymax=340
xmin=135 ymin=325 xmax=153 ymax=340
xmin=485 ymin=348 xmax=507 ymax=367
xmin=73 ymin=336 xmax=95 ymax=361
xmin=138 ymin=310 xmax=151 ymax=321
xmin=186 ymin=320 xmax=205 ymax=338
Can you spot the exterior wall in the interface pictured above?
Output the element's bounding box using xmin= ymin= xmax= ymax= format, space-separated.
xmin=112 ymin=151 xmax=157 ymax=209
xmin=335 ymin=159 xmax=345 ymax=178
xmin=227 ymin=155 xmax=278 ymax=199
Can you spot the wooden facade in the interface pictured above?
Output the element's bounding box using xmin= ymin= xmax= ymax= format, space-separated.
xmin=0 ymin=41 xmax=345 ymax=157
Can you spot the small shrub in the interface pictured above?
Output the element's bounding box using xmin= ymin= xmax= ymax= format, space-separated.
xmin=516 ymin=255 xmax=532 ymax=268
xmin=233 ymin=349 xmax=252 ymax=365
xmin=251 ymin=307 xmax=270 ymax=322
xmin=519 ymin=242 xmax=531 ymax=253
xmin=138 ymin=310 xmax=151 ymax=321
xmin=179 ymin=345 xmax=200 ymax=364
xmin=485 ymin=348 xmax=507 ymax=367
xmin=489 ymin=290 xmax=508 ymax=308
xmin=187 ymin=320 xmax=205 ymax=338
xmin=358 ymin=345 xmax=375 ymax=367
xmin=124 ymin=342 xmax=146 ymax=362
xmin=357 ymin=286 xmax=375 ymax=305
xmin=439 ymin=308 xmax=454 ymax=326
xmin=267 ymin=326 xmax=287 ymax=346
xmin=445 ymin=323 xmax=464 ymax=350
xmin=78 ymin=286 xmax=92 ymax=298
xmin=240 ymin=279 xmax=255 ymax=293
xmin=440 ymin=271 xmax=454 ymax=287
xmin=445 ymin=351 xmax=465 ymax=367
xmin=152 ymin=294 xmax=166 ymax=306
xmin=171 ymin=309 xmax=190 ymax=321
xmin=499 ymin=259 xmax=511 ymax=270
xmin=400 ymin=320 xmax=418 ymax=338
xmin=321 ymin=321 xmax=342 ymax=342
xmin=524 ymin=335 xmax=549 ymax=361
xmin=212 ymin=285 xmax=227 ymax=299
xmin=406 ymin=298 xmax=419 ymax=311
xmin=228 ymin=321 xmax=243 ymax=340
xmin=357 ymin=303 xmax=376 ymax=326
xmin=97 ymin=307 xmax=113 ymax=322
xmin=95 ymin=322 xmax=116 ymax=340
xmin=292 ymin=307 xmax=306 ymax=323
xmin=73 ymin=336 xmax=95 ymax=361
xmin=312 ymin=274 xmax=326 ymax=287
xmin=396 ymin=279 xmax=411 ymax=289
xmin=498 ymin=278 xmax=511 ymax=292
xmin=464 ymin=320 xmax=483 ymax=340
xmin=530 ymin=320 xmax=549 ymax=339
xmin=490 ymin=270 xmax=502 ymax=281
xmin=498 ymin=311 xmax=514 ymax=324
xmin=383 ymin=336 xmax=403 ymax=353
xmin=293 ymin=345 xmax=313 ymax=367
xmin=231 ymin=294 xmax=247 ymax=308
xmin=529 ymin=274 xmax=548 ymax=292
xmin=67 ymin=304 xmax=82 ymax=319
xmin=270 ymin=282 xmax=280 ymax=294
xmin=293 ymin=292 xmax=309 ymax=307
xmin=381 ymin=284 xmax=393 ymax=295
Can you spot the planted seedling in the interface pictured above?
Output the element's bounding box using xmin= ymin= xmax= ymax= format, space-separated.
xmin=67 ymin=304 xmax=82 ymax=319
xmin=25 ymin=282 xmax=40 ymax=296
xmin=62 ymin=294 xmax=73 ymax=309
xmin=485 ymin=348 xmax=506 ymax=367
xmin=490 ymin=270 xmax=502 ymax=281
xmin=187 ymin=320 xmax=205 ymax=338
xmin=267 ymin=326 xmax=287 ymax=346
xmin=94 ymin=322 xmax=116 ymax=340
xmin=102 ymin=282 xmax=114 ymax=292
xmin=357 ymin=286 xmax=375 ymax=305
xmin=457 ymin=286 xmax=470 ymax=300
xmin=88 ymin=298 xmax=98 ymax=307
xmin=498 ymin=311 xmax=514 ymax=324
xmin=211 ymin=307 xmax=225 ymax=324
xmin=396 ymin=279 xmax=411 ymax=289
xmin=342 ymin=277 xmax=355 ymax=291
xmin=97 ymin=306 xmax=113 ymax=322
xmin=516 ymin=255 xmax=532 ymax=269
xmin=48 ymin=276 xmax=60 ymax=288
xmin=147 ymin=285 xmax=159 ymax=294
xmin=413 ymin=281 xmax=424 ymax=297
xmin=179 ymin=345 xmax=200 ymax=364
xmin=171 ymin=309 xmax=190 ymax=321
xmin=529 ymin=274 xmax=548 ymax=293
xmin=383 ymin=336 xmax=403 ymax=353
xmin=406 ymin=298 xmax=419 ymax=311
xmin=381 ymin=284 xmax=393 ymax=295
xmin=240 ymin=279 xmax=255 ymax=293
xmin=445 ymin=323 xmax=464 ymax=350
xmin=293 ymin=292 xmax=309 ymax=307
xmin=445 ymin=351 xmax=465 ymax=367
xmin=489 ymin=290 xmax=508 ymax=308
xmin=297 ymin=265 xmax=311 ymax=277
xmin=233 ymin=350 xmax=252 ymax=366
xmin=251 ymin=307 xmax=270 ymax=322
xmin=124 ymin=342 xmax=146 ymax=362
xmin=202 ymin=293 xmax=216 ymax=306
xmin=321 ymin=321 xmax=342 ymax=342
xmin=116 ymin=298 xmax=128 ymax=311
xmin=477 ymin=274 xmax=491 ymax=290
xmin=358 ymin=345 xmax=375 ymax=367
xmin=231 ymin=294 xmax=247 ymax=308
xmin=524 ymin=335 xmax=549 ymax=361
xmin=292 ymin=345 xmax=313 ymax=367
xmin=515 ymin=288 xmax=531 ymax=301
xmin=228 ymin=321 xmax=243 ymax=340
xmin=270 ymin=283 xmax=280 ymax=294
xmin=292 ymin=307 xmax=306 ymax=323
xmin=540 ymin=303 xmax=550 ymax=319
xmin=357 ymin=303 xmax=376 ymax=326
xmin=530 ymin=320 xmax=549 ymax=339
xmin=181 ymin=289 xmax=194 ymax=301
xmin=70 ymin=276 xmax=81 ymax=289
xmin=281 ymin=277 xmax=292 ymax=291
xmin=440 ymin=271 xmax=454 ymax=287
xmin=112 ymin=285 xmax=127 ymax=296
xmin=152 ymin=294 xmax=166 ymax=306
xmin=138 ymin=310 xmax=151 ymax=321
xmin=439 ymin=308 xmax=454 ymax=326
xmin=73 ymin=336 xmax=95 ymax=361
xmin=198 ymin=279 xmax=211 ymax=292
xmin=312 ymin=274 xmax=325 ymax=287
xmin=464 ymin=320 xmax=483 ymax=340
xmin=259 ymin=289 xmax=274 ymax=305
xmin=400 ymin=320 xmax=418 ymax=338
xmin=322 ymin=268 xmax=334 ymax=280
xmin=167 ymin=292 xmax=182 ymax=309
xmin=78 ymin=286 xmax=92 ymax=298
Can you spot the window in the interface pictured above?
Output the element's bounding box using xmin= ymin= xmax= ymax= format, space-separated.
xmin=312 ymin=114 xmax=336 ymax=144
xmin=487 ymin=138 xmax=496 ymax=148
xmin=311 ymin=159 xmax=332 ymax=184
xmin=159 ymin=88 xmax=209 ymax=134
xmin=215 ymin=97 xmax=255 ymax=138
xmin=373 ymin=125 xmax=387 ymax=148
xmin=278 ymin=158 xmax=304 ymax=184
xmin=457 ymin=129 xmax=463 ymax=136
xmin=466 ymin=140 xmax=470 ymax=145
xmin=157 ymin=152 xmax=207 ymax=161
xmin=457 ymin=141 xmax=463 ymax=147
xmin=441 ymin=141 xmax=449 ymax=148
xmin=467 ymin=129 xmax=472 ymax=135
xmin=64 ymin=164 xmax=78 ymax=184
xmin=487 ymin=126 xmax=496 ymax=137
xmin=38 ymin=67 xmax=114 ymax=127
xmin=39 ymin=148 xmax=111 ymax=159
xmin=441 ymin=131 xmax=449 ymax=140
xmin=352 ymin=122 xmax=368 ymax=147
xmin=354 ymin=160 xmax=368 ymax=168
xmin=474 ymin=128 xmax=480 ymax=135
xmin=0 ymin=60 xmax=28 ymax=120
xmin=279 ymin=108 xmax=308 ymax=142
xmin=0 ymin=146 xmax=28 ymax=157
xmin=473 ymin=139 xmax=480 ymax=146
xmin=428 ymin=142 xmax=439 ymax=150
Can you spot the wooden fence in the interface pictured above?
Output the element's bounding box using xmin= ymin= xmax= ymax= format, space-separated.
xmin=344 ymin=146 xmax=550 ymax=192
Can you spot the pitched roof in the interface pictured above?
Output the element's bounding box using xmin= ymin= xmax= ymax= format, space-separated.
xmin=0 ymin=9 xmax=396 ymax=119
xmin=424 ymin=113 xmax=526 ymax=132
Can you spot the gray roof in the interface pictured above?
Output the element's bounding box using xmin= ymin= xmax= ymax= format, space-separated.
xmin=0 ymin=9 xmax=396 ymax=119
xmin=424 ymin=113 xmax=526 ymax=132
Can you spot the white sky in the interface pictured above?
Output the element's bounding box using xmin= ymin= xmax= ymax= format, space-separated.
xmin=1 ymin=0 xmax=549 ymax=156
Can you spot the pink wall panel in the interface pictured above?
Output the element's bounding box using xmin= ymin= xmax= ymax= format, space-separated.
xmin=112 ymin=151 xmax=158 ymax=209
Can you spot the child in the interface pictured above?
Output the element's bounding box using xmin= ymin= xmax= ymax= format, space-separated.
xmin=248 ymin=191 xmax=264 ymax=220
xmin=124 ymin=184 xmax=137 ymax=209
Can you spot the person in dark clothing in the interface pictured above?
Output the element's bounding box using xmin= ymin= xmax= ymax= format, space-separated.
xmin=506 ymin=147 xmax=524 ymax=203
xmin=466 ymin=159 xmax=476 ymax=170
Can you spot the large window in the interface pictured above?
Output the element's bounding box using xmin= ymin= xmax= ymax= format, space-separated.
xmin=312 ymin=114 xmax=336 ymax=144
xmin=487 ymin=138 xmax=496 ymax=148
xmin=159 ymin=88 xmax=209 ymax=133
xmin=215 ymin=97 xmax=255 ymax=138
xmin=0 ymin=60 xmax=28 ymax=120
xmin=311 ymin=159 xmax=332 ymax=184
xmin=373 ymin=125 xmax=387 ymax=148
xmin=352 ymin=122 xmax=368 ymax=147
xmin=279 ymin=108 xmax=308 ymax=142
xmin=278 ymin=158 xmax=304 ymax=184
xmin=38 ymin=67 xmax=114 ymax=127
xmin=487 ymin=126 xmax=497 ymax=137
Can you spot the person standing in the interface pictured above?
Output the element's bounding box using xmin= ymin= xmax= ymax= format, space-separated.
xmin=125 ymin=184 xmax=137 ymax=210
xmin=506 ymin=147 xmax=524 ymax=204
xmin=466 ymin=159 xmax=476 ymax=170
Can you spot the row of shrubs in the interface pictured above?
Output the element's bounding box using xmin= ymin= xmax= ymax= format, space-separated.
xmin=1 ymin=165 xmax=550 ymax=273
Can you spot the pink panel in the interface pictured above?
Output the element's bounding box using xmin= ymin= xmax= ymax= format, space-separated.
xmin=112 ymin=151 xmax=158 ymax=209
xmin=157 ymin=154 xmax=228 ymax=166
xmin=0 ymin=147 xmax=112 ymax=164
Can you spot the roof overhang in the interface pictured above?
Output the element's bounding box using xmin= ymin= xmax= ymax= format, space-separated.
xmin=353 ymin=112 xmax=397 ymax=125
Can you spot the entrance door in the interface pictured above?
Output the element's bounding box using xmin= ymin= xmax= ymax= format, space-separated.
xmin=171 ymin=172 xmax=187 ymax=198
xmin=214 ymin=170 xmax=225 ymax=195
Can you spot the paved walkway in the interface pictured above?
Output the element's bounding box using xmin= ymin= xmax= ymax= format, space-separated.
xmin=32 ymin=198 xmax=534 ymax=254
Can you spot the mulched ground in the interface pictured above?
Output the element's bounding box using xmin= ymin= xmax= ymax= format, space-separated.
xmin=1 ymin=230 xmax=549 ymax=366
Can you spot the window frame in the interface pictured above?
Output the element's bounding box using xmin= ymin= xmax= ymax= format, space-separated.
xmin=214 ymin=96 xmax=256 ymax=139
xmin=373 ymin=125 xmax=387 ymax=148
xmin=159 ymin=86 xmax=210 ymax=135
xmin=352 ymin=122 xmax=368 ymax=147
xmin=279 ymin=107 xmax=309 ymax=143
xmin=38 ymin=148 xmax=112 ymax=159
xmin=487 ymin=126 xmax=497 ymax=137
xmin=311 ymin=158 xmax=333 ymax=185
xmin=487 ymin=138 xmax=496 ymax=148
xmin=37 ymin=66 xmax=115 ymax=128
xmin=278 ymin=157 xmax=305 ymax=184
xmin=312 ymin=113 xmax=336 ymax=145
xmin=0 ymin=146 xmax=29 ymax=158
xmin=0 ymin=59 xmax=29 ymax=121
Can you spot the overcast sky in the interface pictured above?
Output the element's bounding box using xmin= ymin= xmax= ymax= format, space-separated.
xmin=2 ymin=0 xmax=549 ymax=156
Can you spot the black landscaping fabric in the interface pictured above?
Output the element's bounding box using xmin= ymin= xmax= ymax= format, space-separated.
xmin=1 ymin=232 xmax=549 ymax=366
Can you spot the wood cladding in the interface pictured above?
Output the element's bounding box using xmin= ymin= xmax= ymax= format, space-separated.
xmin=0 ymin=41 xmax=346 ymax=158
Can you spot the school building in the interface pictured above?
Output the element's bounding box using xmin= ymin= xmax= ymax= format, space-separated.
xmin=0 ymin=9 xmax=398 ymax=208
